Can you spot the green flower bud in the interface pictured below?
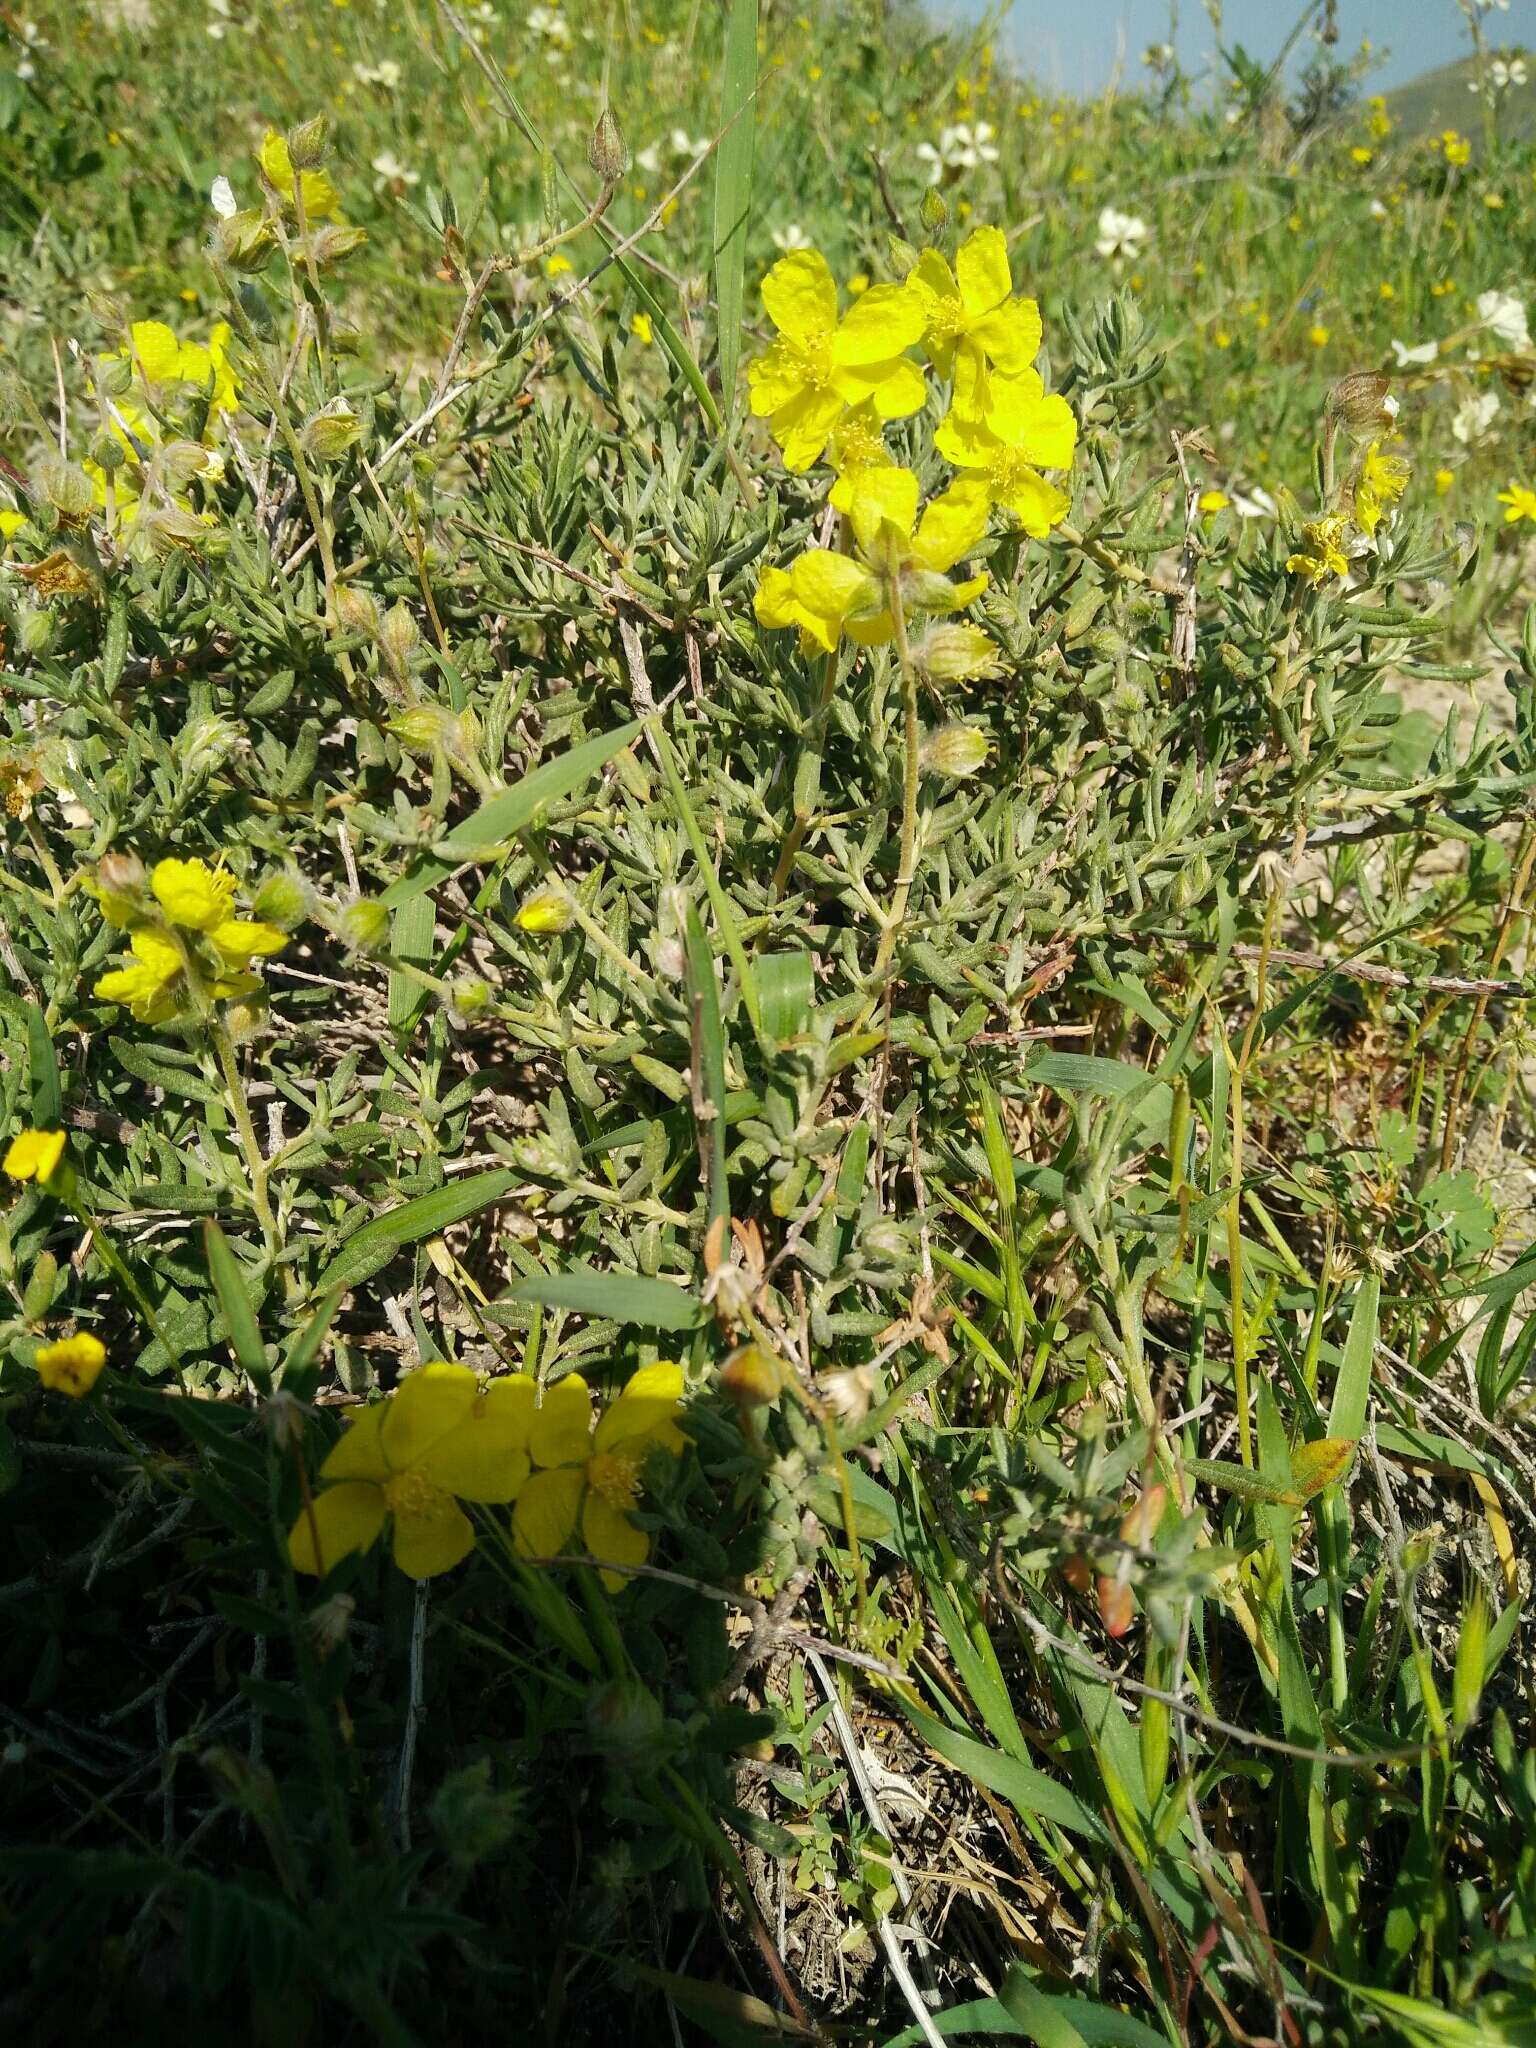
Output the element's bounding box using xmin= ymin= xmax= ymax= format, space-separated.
xmin=301 ymin=401 xmax=362 ymax=461
xmin=95 ymin=354 xmax=135 ymax=400
xmin=175 ymin=712 xmax=242 ymax=781
xmin=88 ymin=434 xmax=126 ymax=474
xmin=719 ymin=1344 xmax=783 ymax=1409
xmin=913 ymin=623 xmax=1000 ymax=683
xmin=336 ymin=898 xmax=391 ymax=956
xmin=210 ymin=210 xmax=276 ymax=272
xmin=588 ymin=103 xmax=629 ymax=184
xmin=17 ymin=610 xmax=55 ymax=655
xmin=306 ymin=224 xmax=369 ymax=268
xmin=34 ymin=456 xmax=95 ymax=526
xmin=450 ymin=975 xmax=492 ymax=1018
xmin=252 ymin=872 xmax=309 ymax=929
xmin=920 ymin=721 xmax=990 ymax=778
xmin=378 ymin=601 xmax=420 ymax=677
xmin=391 ymin=705 xmax=466 ymax=757
xmin=919 ymin=185 xmax=948 ymax=238
xmin=334 ymin=586 xmax=380 ymax=638
xmin=285 ymin=115 xmax=330 ymax=172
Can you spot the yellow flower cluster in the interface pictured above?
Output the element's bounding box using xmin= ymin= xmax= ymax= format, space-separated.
xmin=288 ymin=1360 xmax=686 ymax=1585
xmin=1287 ymin=438 xmax=1409 ymax=588
xmin=748 ymin=228 xmax=1075 ymax=661
xmin=91 ymin=855 xmax=290 ymax=1025
xmin=87 ymin=318 xmax=240 ymax=524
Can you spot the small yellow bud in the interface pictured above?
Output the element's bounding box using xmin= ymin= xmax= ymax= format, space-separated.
xmin=719 ymin=1343 xmax=784 ymax=1408
xmin=513 ymin=887 xmax=574 ymax=936
xmin=33 ymin=1332 xmax=107 ymax=1398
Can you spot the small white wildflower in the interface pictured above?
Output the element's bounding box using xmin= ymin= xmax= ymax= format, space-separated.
xmin=1095 ymin=206 xmax=1149 ymax=262
xmin=770 ymin=223 xmax=812 ymax=252
xmin=1476 ymin=288 xmax=1531 ymax=354
xmin=1451 ymin=389 xmax=1502 ymax=445
xmin=372 ymin=150 xmax=420 ymax=192
xmin=210 ymin=175 xmax=237 ymax=219
xmin=1391 ymin=338 xmax=1438 ymax=367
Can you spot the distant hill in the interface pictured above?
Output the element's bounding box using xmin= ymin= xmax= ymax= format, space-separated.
xmin=1385 ymin=51 xmax=1536 ymax=142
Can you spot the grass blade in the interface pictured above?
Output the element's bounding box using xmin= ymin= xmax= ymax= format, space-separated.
xmin=713 ymin=0 xmax=758 ymax=411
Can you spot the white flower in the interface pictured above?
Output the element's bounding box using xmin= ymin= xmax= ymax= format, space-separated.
xmin=16 ymin=57 xmax=35 ymax=78
xmin=1231 ymin=487 xmax=1277 ymax=519
xmin=353 ymin=58 xmax=403 ymax=88
xmin=668 ymin=128 xmax=708 ymax=161
xmin=1370 ymin=198 xmax=1389 ymax=220
xmin=526 ymin=6 xmax=569 ymax=43
xmin=372 ymin=151 xmax=420 ymax=191
xmin=916 ymin=122 xmax=999 ymax=183
xmin=1096 ymin=206 xmax=1149 ymax=262
xmin=770 ymin=223 xmax=812 ymax=253
xmin=210 ymin=175 xmax=237 ymax=219
xmin=1477 ymin=288 xmax=1532 ymax=353
xmin=635 ymin=144 xmax=661 ymax=174
xmin=1391 ymin=337 xmax=1438 ymax=367
xmin=1451 ymin=390 xmax=1502 ymax=445
xmin=1485 ymin=57 xmax=1528 ymax=91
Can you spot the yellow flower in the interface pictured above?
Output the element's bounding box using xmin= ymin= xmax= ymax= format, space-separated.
xmin=1213 ymin=330 xmax=1232 ymax=349
xmin=629 ymin=312 xmax=653 ymax=344
xmin=4 ymin=1129 xmax=66 ymax=1182
xmin=910 ymin=227 xmax=1042 ymax=423
xmin=934 ymin=363 xmax=1076 ymax=536
xmin=93 ymin=858 xmax=289 ymax=1021
xmin=826 ymin=401 xmax=895 ymax=514
xmin=747 ymin=248 xmax=926 ymax=471
xmin=290 ymin=1364 xmax=535 ymax=1579
xmin=257 ymin=128 xmax=341 ymax=219
xmin=513 ymin=1363 xmax=687 ymax=1591
xmin=1198 ymin=489 xmax=1230 ymax=515
xmin=1444 ymin=133 xmax=1471 ymax=168
xmin=1351 ymin=147 xmax=1373 ymax=165
xmin=755 ymin=466 xmax=991 ymax=655
xmin=1 ymin=508 xmax=28 ymax=543
xmin=34 ymin=1334 xmax=107 ymax=1399
xmin=1287 ymin=516 xmax=1350 ymax=587
xmin=1498 ymin=483 xmax=1536 ymax=526
xmin=1308 ymin=325 xmax=1330 ymax=348
xmin=546 ymin=253 xmax=573 ymax=277
xmin=1435 ymin=468 xmax=1455 ymax=495
xmin=1354 ymin=440 xmax=1409 ymax=538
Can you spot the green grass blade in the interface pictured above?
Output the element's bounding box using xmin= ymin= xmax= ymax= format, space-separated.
xmin=26 ymin=1001 xmax=62 ymax=1129
xmin=713 ymin=0 xmax=758 ymax=411
xmin=686 ymin=904 xmax=730 ymax=1233
xmin=203 ymin=1220 xmax=269 ymax=1392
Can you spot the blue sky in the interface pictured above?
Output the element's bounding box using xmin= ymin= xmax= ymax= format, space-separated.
xmin=934 ymin=1 xmax=1531 ymax=99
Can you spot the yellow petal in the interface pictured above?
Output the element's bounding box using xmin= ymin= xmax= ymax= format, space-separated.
xmin=513 ymin=1465 xmax=586 ymax=1558
xmin=390 ymin=1497 xmax=476 ymax=1579
xmin=754 ymin=565 xmax=802 ymax=632
xmin=845 ymin=608 xmax=895 ymax=646
xmin=528 ymin=1373 xmax=592 ymax=1468
xmin=127 ymin=321 xmax=184 ymax=384
xmin=318 ymin=1401 xmax=391 ymax=1482
xmin=210 ymin=919 xmax=290 ymax=965
xmin=581 ymin=1491 xmax=651 ymax=1592
xmin=772 ymin=385 xmax=846 ymax=472
xmin=911 ymin=249 xmax=958 ymax=317
xmin=288 ymin=1481 xmax=386 ymax=1575
xmin=380 ymin=1362 xmax=479 ymax=1470
xmin=791 ymin=549 xmax=878 ymax=626
xmin=999 ymin=468 xmax=1072 ymax=538
xmin=151 ymin=857 xmax=236 ymax=932
xmin=760 ymin=248 xmax=836 ymax=343
xmin=747 ymin=338 xmax=807 ymax=418
xmin=595 ymin=1361 xmax=686 ymax=1455
xmin=835 ymin=355 xmax=927 ymax=422
xmin=915 ymin=478 xmax=992 ymax=572
xmin=847 ymin=464 xmax=920 ymax=552
xmin=987 ymin=378 xmax=1077 ymax=467
xmin=416 ymin=1376 xmax=536 ymax=1503
xmin=971 ymin=298 xmax=1043 ymax=377
xmin=831 ymin=283 xmax=926 ymax=366
xmin=3 ymin=1129 xmax=66 ymax=1182
xmin=955 ymin=226 xmax=1012 ymax=316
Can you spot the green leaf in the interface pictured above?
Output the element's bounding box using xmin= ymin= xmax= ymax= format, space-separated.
xmin=381 ymin=722 xmax=641 ymax=906
xmin=687 ymin=904 xmax=730 ymax=1232
xmin=203 ymin=1220 xmax=269 ymax=1390
xmin=387 ymin=892 xmax=437 ymax=1033
xmin=713 ymin=0 xmax=759 ymax=410
xmin=1328 ymin=1273 xmax=1379 ymax=1442
xmin=310 ymin=1169 xmax=518 ymax=1297
xmin=903 ymin=1704 xmax=1108 ymax=1844
xmin=505 ymin=1266 xmax=704 ymax=1331
xmin=26 ymin=1002 xmax=61 ymax=1129
xmin=753 ymin=950 xmax=813 ymax=1042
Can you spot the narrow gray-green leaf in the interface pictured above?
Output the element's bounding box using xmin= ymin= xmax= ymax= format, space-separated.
xmin=505 ymin=1266 xmax=704 ymax=1331
xmin=311 ymin=1169 xmax=518 ymax=1297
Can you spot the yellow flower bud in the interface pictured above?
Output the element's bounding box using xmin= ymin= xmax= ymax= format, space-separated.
xmin=920 ymin=721 xmax=991 ymax=778
xmin=513 ymin=887 xmax=574 ymax=936
xmin=33 ymin=1333 xmax=107 ymax=1398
